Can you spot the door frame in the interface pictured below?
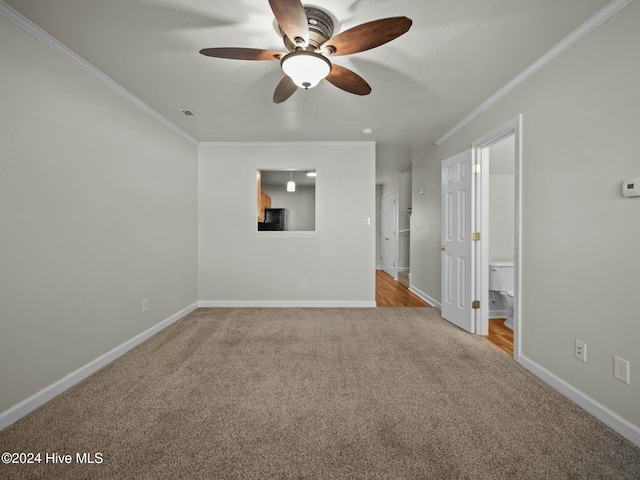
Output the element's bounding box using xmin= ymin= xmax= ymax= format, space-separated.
xmin=472 ymin=115 xmax=523 ymax=361
xmin=380 ymin=190 xmax=397 ymax=279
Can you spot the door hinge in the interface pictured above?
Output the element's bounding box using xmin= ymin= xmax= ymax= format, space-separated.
xmin=472 ymin=300 xmax=480 ymax=309
xmin=472 ymin=232 xmax=481 ymax=242
xmin=473 ymin=164 xmax=481 ymax=174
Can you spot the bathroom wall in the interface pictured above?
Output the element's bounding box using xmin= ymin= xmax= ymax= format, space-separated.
xmin=488 ymin=175 xmax=515 ymax=262
xmin=488 ymin=136 xmax=515 ymax=263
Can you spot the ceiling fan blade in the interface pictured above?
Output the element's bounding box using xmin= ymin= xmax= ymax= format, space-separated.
xmin=321 ymin=17 xmax=412 ymax=57
xmin=325 ymin=64 xmax=371 ymax=96
xmin=273 ymin=76 xmax=298 ymax=103
xmin=199 ymin=47 xmax=284 ymax=61
xmin=268 ymin=0 xmax=309 ymax=46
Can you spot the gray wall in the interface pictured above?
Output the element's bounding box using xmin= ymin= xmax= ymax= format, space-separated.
xmin=198 ymin=143 xmax=376 ymax=304
xmin=489 ymin=174 xmax=515 ymax=262
xmin=488 ymin=136 xmax=516 ymax=262
xmin=411 ymin=2 xmax=640 ymax=428
xmin=0 ymin=17 xmax=198 ymax=413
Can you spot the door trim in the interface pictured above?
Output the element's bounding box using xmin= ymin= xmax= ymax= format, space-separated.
xmin=472 ymin=115 xmax=523 ymax=361
xmin=380 ymin=190 xmax=397 ymax=279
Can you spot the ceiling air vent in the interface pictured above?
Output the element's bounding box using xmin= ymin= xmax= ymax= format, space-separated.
xmin=178 ymin=109 xmax=200 ymax=121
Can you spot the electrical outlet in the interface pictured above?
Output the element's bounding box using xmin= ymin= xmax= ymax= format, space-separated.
xmin=575 ymin=340 xmax=587 ymax=362
xmin=142 ymin=298 xmax=148 ymax=313
xmin=301 ymin=279 xmax=308 ymax=287
xmin=614 ymin=356 xmax=630 ymax=384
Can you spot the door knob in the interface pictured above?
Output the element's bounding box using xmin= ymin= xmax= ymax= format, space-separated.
xmin=439 ymin=245 xmax=446 ymax=251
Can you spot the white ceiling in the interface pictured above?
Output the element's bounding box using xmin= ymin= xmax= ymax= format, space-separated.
xmin=4 ymin=0 xmax=609 ymax=178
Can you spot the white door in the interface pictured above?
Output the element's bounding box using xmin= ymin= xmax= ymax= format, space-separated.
xmin=441 ymin=150 xmax=475 ymax=333
xmin=380 ymin=191 xmax=397 ymax=278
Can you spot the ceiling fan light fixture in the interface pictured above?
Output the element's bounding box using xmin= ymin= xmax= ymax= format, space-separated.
xmin=281 ymin=51 xmax=331 ymax=89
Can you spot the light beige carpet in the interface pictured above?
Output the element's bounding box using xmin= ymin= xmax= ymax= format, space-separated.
xmin=1 ymin=308 xmax=639 ymax=479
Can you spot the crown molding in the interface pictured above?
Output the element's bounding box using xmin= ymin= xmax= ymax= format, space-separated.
xmin=0 ymin=0 xmax=198 ymax=145
xmin=434 ymin=0 xmax=633 ymax=146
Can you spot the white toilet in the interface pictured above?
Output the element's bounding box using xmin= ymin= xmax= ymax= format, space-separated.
xmin=489 ymin=261 xmax=515 ymax=330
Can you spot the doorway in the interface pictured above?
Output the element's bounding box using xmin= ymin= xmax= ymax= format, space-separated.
xmin=380 ymin=190 xmax=397 ymax=278
xmin=438 ymin=115 xmax=522 ymax=360
xmin=483 ymin=135 xmax=516 ymax=356
xmin=474 ymin=115 xmax=523 ymax=361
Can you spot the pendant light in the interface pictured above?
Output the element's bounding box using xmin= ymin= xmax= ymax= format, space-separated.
xmin=287 ymin=171 xmax=296 ymax=192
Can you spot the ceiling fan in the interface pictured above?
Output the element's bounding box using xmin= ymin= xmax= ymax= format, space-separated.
xmin=199 ymin=0 xmax=412 ymax=103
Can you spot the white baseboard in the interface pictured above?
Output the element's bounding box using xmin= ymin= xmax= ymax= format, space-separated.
xmin=489 ymin=309 xmax=507 ymax=318
xmin=0 ymin=302 xmax=199 ymax=431
xmin=519 ymin=355 xmax=640 ymax=448
xmin=409 ymin=285 xmax=441 ymax=309
xmin=198 ymin=300 xmax=376 ymax=308
xmin=378 ymin=266 xmax=398 ymax=279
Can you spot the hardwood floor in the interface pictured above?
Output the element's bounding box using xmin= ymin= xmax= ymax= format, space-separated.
xmin=376 ymin=270 xmax=431 ymax=307
xmin=376 ymin=271 xmax=513 ymax=357
xmin=485 ymin=318 xmax=514 ymax=356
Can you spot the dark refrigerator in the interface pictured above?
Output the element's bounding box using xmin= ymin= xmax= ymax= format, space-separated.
xmin=258 ymin=208 xmax=289 ymax=231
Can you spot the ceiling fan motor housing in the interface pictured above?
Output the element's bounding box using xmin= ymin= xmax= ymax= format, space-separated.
xmin=279 ymin=6 xmax=335 ymax=51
